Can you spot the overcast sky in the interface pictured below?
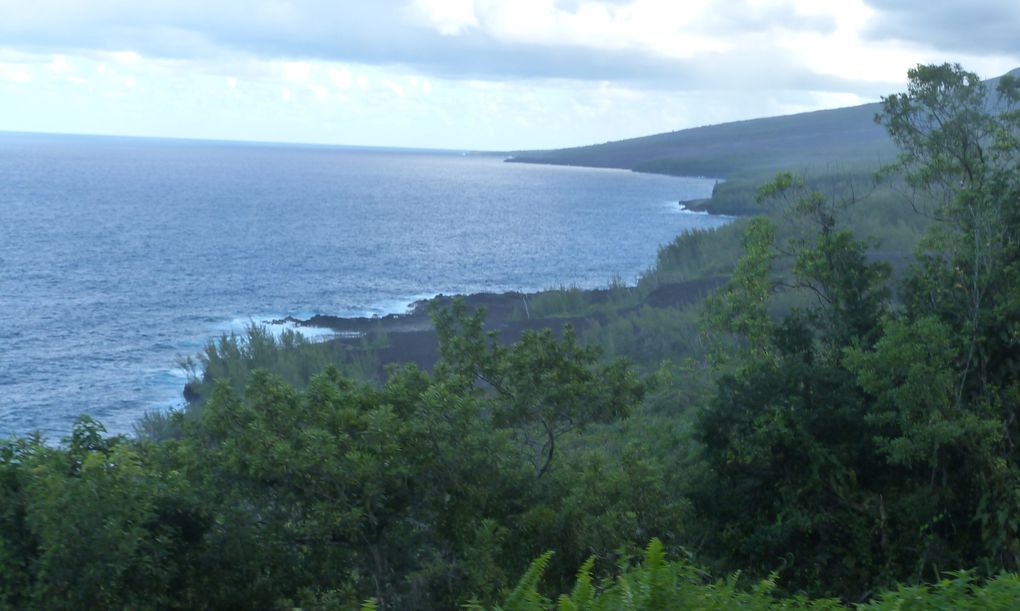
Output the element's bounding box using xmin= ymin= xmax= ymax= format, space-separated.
xmin=1 ymin=0 xmax=1018 ymax=150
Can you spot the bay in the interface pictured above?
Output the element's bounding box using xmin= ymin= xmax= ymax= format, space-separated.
xmin=0 ymin=132 xmax=729 ymax=439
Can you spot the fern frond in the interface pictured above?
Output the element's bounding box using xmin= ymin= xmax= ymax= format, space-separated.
xmin=359 ymin=598 xmax=378 ymax=611
xmin=560 ymin=556 xmax=597 ymax=611
xmin=502 ymin=551 xmax=554 ymax=611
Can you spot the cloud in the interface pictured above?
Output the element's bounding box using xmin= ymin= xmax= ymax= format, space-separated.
xmin=0 ymin=65 xmax=32 ymax=83
xmin=383 ymin=78 xmax=406 ymax=97
xmin=693 ymin=0 xmax=838 ymax=37
xmin=0 ymin=0 xmax=859 ymax=92
xmin=282 ymin=61 xmax=311 ymax=83
xmin=862 ymin=1 xmax=1020 ymax=57
xmin=411 ymin=0 xmax=479 ymax=35
xmin=329 ymin=67 xmax=353 ymax=89
xmin=6 ymin=0 xmax=1018 ymax=150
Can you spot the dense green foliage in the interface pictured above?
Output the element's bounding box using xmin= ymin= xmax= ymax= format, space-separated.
xmin=1 ymin=309 xmax=667 ymax=608
xmin=493 ymin=539 xmax=1020 ymax=610
xmin=694 ymin=63 xmax=1020 ymax=598
xmin=5 ymin=63 xmax=1020 ymax=608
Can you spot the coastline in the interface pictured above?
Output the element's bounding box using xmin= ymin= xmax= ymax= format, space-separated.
xmin=229 ymin=188 xmax=744 ymax=382
xmin=276 ymin=277 xmax=729 ymax=374
xmin=504 ymin=156 xmax=758 ymax=216
xmin=178 ymin=171 xmax=741 ymax=404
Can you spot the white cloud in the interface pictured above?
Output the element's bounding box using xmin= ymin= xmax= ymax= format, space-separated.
xmin=0 ymin=1 xmax=1018 ymax=150
xmin=471 ymin=0 xmax=733 ymax=59
xmin=383 ymin=78 xmax=405 ymax=97
xmin=411 ymin=0 xmax=479 ymax=35
xmin=329 ymin=67 xmax=352 ymax=89
xmin=282 ymin=61 xmax=311 ymax=83
xmin=48 ymin=54 xmax=68 ymax=73
xmin=107 ymin=50 xmax=141 ymax=65
xmin=0 ymin=63 xmax=32 ymax=83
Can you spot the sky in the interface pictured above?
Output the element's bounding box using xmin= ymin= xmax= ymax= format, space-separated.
xmin=1 ymin=0 xmax=1019 ymax=151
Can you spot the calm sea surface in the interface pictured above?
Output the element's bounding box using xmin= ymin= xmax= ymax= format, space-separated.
xmin=0 ymin=132 xmax=729 ymax=439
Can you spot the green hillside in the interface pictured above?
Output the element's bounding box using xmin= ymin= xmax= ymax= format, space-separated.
xmin=509 ymin=68 xmax=1020 ymax=184
xmin=511 ymin=102 xmax=893 ymax=177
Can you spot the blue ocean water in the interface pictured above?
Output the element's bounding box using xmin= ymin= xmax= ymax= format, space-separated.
xmin=0 ymin=132 xmax=729 ymax=439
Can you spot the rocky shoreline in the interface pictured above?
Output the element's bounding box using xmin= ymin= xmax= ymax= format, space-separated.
xmin=276 ymin=278 xmax=728 ymax=373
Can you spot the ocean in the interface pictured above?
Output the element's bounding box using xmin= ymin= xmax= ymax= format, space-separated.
xmin=0 ymin=132 xmax=730 ymax=439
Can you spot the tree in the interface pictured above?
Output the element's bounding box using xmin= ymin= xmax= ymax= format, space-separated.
xmin=696 ymin=171 xmax=894 ymax=595
xmin=185 ymin=364 xmax=535 ymax=609
xmin=0 ymin=418 xmax=192 ymax=610
xmin=703 ymin=216 xmax=778 ymax=365
xmin=878 ymin=63 xmax=1020 ymax=402
xmin=432 ymin=299 xmax=644 ymax=479
xmin=858 ymin=62 xmax=1020 ymax=572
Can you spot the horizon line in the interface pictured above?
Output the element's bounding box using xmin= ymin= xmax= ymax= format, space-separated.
xmin=0 ymin=128 xmax=508 ymax=156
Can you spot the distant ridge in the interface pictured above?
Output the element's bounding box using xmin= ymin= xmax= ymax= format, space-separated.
xmin=510 ymin=102 xmax=891 ymax=178
xmin=510 ymin=68 xmax=1020 ymax=180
